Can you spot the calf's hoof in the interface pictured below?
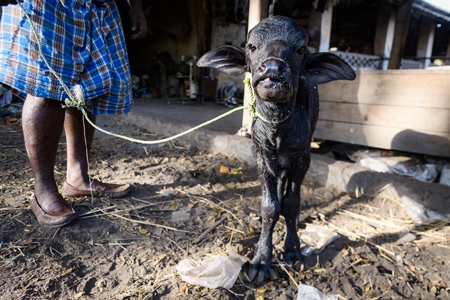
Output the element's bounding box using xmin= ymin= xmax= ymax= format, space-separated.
xmin=248 ymin=256 xmax=271 ymax=284
xmin=284 ymin=250 xmax=303 ymax=270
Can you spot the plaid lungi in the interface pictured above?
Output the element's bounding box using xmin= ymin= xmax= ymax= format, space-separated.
xmin=0 ymin=0 xmax=133 ymax=115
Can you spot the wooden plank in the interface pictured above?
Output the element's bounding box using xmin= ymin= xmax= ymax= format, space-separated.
xmin=315 ymin=69 xmax=450 ymax=157
xmin=318 ymin=69 xmax=450 ymax=109
xmin=314 ymin=120 xmax=450 ymax=157
xmin=318 ymin=101 xmax=450 ymax=133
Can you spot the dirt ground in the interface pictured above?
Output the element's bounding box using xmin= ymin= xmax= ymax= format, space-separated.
xmin=2 ymin=114 xmax=450 ymax=300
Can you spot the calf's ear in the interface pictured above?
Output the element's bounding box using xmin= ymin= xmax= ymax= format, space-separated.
xmin=197 ymin=45 xmax=246 ymax=77
xmin=303 ymin=52 xmax=356 ymax=84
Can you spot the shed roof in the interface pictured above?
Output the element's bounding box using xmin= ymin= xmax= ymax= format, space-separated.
xmin=413 ymin=0 xmax=450 ymax=24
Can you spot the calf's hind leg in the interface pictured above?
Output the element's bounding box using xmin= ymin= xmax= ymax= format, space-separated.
xmin=282 ymin=180 xmax=302 ymax=265
xmin=282 ymin=156 xmax=310 ymax=265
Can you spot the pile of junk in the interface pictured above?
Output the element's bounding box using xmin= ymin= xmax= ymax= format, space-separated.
xmin=131 ymin=74 xmax=150 ymax=99
xmin=0 ymin=87 xmax=23 ymax=124
xmin=129 ymin=51 xmax=245 ymax=106
xmin=216 ymin=83 xmax=244 ymax=108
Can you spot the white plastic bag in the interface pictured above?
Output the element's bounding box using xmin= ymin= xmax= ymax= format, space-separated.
xmin=301 ymin=224 xmax=339 ymax=256
xmin=297 ymin=284 xmax=337 ymax=300
xmin=176 ymin=256 xmax=243 ymax=289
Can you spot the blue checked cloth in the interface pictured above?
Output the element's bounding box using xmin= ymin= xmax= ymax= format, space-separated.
xmin=0 ymin=0 xmax=133 ymax=115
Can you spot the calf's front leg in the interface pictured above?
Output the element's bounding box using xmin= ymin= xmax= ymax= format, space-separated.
xmin=249 ymin=173 xmax=280 ymax=283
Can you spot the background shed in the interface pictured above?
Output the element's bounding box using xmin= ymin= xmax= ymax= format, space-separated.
xmin=117 ymin=0 xmax=450 ymax=158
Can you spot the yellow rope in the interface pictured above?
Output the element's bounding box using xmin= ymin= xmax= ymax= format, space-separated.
xmin=243 ymin=78 xmax=270 ymax=123
xmin=16 ymin=1 xmax=267 ymax=145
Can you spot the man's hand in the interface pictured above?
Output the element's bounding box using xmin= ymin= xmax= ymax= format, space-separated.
xmin=128 ymin=0 xmax=147 ymax=40
xmin=0 ymin=0 xmax=23 ymax=6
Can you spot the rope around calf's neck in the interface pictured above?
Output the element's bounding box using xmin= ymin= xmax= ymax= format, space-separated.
xmin=17 ymin=0 xmax=269 ymax=144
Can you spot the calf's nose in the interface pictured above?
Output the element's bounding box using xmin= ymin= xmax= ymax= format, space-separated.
xmin=258 ymin=59 xmax=286 ymax=76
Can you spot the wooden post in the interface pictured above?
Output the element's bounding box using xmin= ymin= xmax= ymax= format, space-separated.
xmin=388 ymin=0 xmax=413 ymax=69
xmin=319 ymin=0 xmax=333 ymax=52
xmin=241 ymin=0 xmax=269 ymax=134
xmin=417 ymin=17 xmax=435 ymax=69
xmin=308 ymin=0 xmax=333 ymax=53
xmin=383 ymin=13 xmax=397 ymax=70
xmin=373 ymin=1 xmax=396 ymax=70
xmin=446 ymin=37 xmax=450 ymax=65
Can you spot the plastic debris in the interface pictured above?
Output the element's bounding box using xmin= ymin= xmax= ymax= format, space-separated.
xmin=359 ymin=156 xmax=409 ymax=173
xmin=348 ymin=150 xmax=438 ymax=183
xmin=131 ymin=74 xmax=140 ymax=90
xmin=4 ymin=117 xmax=18 ymax=123
xmin=440 ymin=164 xmax=450 ymax=186
xmin=0 ymin=86 xmax=12 ymax=105
xmin=347 ymin=149 xmax=394 ymax=162
xmin=400 ymin=196 xmax=447 ymax=224
xmin=1 ymin=102 xmax=23 ymax=119
xmin=297 ymin=284 xmax=337 ymax=300
xmin=220 ymin=165 xmax=242 ymax=175
xmin=301 ymin=224 xmax=339 ymax=256
xmin=225 ymin=243 xmax=250 ymax=264
xmin=395 ymin=232 xmax=416 ymax=245
xmin=390 ymin=159 xmax=437 ymax=182
xmin=236 ymin=127 xmax=251 ymax=138
xmin=171 ymin=208 xmax=191 ymax=222
xmin=176 ymin=256 xmax=243 ymax=289
xmin=159 ymin=191 xmax=171 ymax=197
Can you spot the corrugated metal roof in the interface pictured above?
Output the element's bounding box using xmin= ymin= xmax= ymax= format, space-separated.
xmin=413 ymin=0 xmax=450 ymax=23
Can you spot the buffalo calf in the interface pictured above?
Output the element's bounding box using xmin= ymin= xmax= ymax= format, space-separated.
xmin=198 ymin=16 xmax=356 ymax=283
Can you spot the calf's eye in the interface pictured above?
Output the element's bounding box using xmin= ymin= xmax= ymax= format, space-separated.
xmin=297 ymin=46 xmax=305 ymax=54
xmin=248 ymin=44 xmax=257 ymax=52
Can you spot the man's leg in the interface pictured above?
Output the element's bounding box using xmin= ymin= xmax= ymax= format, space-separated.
xmin=22 ymin=95 xmax=77 ymax=227
xmin=62 ymin=107 xmax=131 ymax=198
xmin=63 ymin=107 xmax=95 ymax=187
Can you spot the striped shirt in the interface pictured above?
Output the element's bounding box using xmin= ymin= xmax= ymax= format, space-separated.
xmin=0 ymin=0 xmax=133 ymax=115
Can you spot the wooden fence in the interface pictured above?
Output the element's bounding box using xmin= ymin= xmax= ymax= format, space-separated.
xmin=315 ymin=69 xmax=450 ymax=157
